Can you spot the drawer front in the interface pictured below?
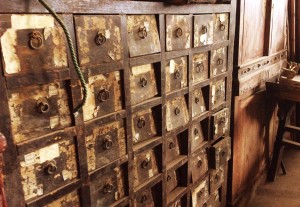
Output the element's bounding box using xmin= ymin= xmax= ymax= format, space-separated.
xmin=8 ymin=82 xmax=72 ymax=144
xmin=194 ymin=14 xmax=213 ymax=47
xmin=166 ymin=170 xmax=178 ymax=193
xmin=127 ymin=15 xmax=161 ymax=57
xmin=166 ymin=56 xmax=188 ymax=93
xmin=191 ymin=122 xmax=205 ymax=152
xmin=0 ymin=14 xmax=67 ymax=75
xmin=166 ymin=136 xmax=180 ymax=163
xmin=191 ymin=178 xmax=209 ymax=207
xmin=213 ymin=13 xmax=229 ymax=43
xmin=192 ymin=88 xmax=207 ymax=118
xmin=134 ymin=189 xmax=155 ymax=207
xmin=192 ymin=52 xmax=209 ymax=84
xmin=191 ymin=148 xmax=208 ymax=183
xmin=90 ymin=165 xmax=127 ymax=207
xmin=133 ymin=150 xmax=159 ymax=187
xmin=210 ymin=166 xmax=224 ymax=193
xmin=132 ymin=109 xmax=157 ymax=144
xmin=83 ymin=71 xmax=123 ymax=121
xmin=211 ymin=47 xmax=227 ymax=77
xmin=85 ymin=121 xmax=126 ymax=172
xmin=74 ymin=15 xmax=123 ymax=67
xmin=166 ymin=96 xmax=189 ymax=131
xmin=210 ymin=136 xmax=231 ymax=169
xmin=211 ymin=79 xmax=226 ymax=109
xmin=166 ymin=15 xmax=192 ymax=51
xmin=19 ymin=138 xmax=78 ymax=201
xmin=130 ymin=64 xmax=158 ymax=105
xmin=43 ymin=190 xmax=80 ymax=207
xmin=212 ymin=108 xmax=229 ymax=140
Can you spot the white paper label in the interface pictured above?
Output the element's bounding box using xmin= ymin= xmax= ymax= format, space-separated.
xmin=48 ymin=83 xmax=59 ymax=96
xmin=39 ymin=143 xmax=60 ymax=163
xmin=133 ymin=133 xmax=140 ymax=143
xmin=169 ymin=59 xmax=175 ymax=74
xmin=24 ymin=152 xmax=37 ymax=166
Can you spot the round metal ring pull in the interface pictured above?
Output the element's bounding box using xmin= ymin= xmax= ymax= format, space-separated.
xmin=103 ymin=182 xmax=114 ymax=194
xmin=201 ymin=25 xmax=208 ymax=34
xmin=221 ymin=150 xmax=226 ymax=157
xmin=219 ymin=117 xmax=226 ymax=124
xmin=44 ymin=161 xmax=57 ymax=175
xmin=169 ymin=141 xmax=175 ymax=149
xmin=141 ymin=194 xmax=148 ymax=203
xmin=219 ymin=23 xmax=226 ymax=31
xmin=98 ymin=88 xmax=110 ymax=102
xmin=196 ymin=62 xmax=204 ymax=73
xmin=197 ymin=159 xmax=203 ymax=168
xmin=138 ymin=26 xmax=148 ymax=39
xmin=167 ymin=175 xmax=172 ymax=182
xmin=141 ymin=159 xmax=150 ymax=169
xmin=140 ymin=77 xmax=148 ymax=88
xmin=103 ymin=135 xmax=113 ymax=150
xmin=174 ymin=107 xmax=181 ymax=116
xmin=36 ymin=98 xmax=50 ymax=114
xmin=174 ymin=69 xmax=181 ymax=79
xmin=217 ymin=58 xmax=223 ymax=65
xmin=137 ymin=116 xmax=146 ymax=129
xmin=95 ymin=32 xmax=107 ymax=46
xmin=175 ymin=27 xmax=183 ymax=38
xmin=194 ymin=128 xmax=199 ymax=136
xmin=195 ymin=97 xmax=200 ymax=104
xmin=214 ymin=175 xmax=220 ymax=183
xmin=29 ymin=31 xmax=44 ymax=50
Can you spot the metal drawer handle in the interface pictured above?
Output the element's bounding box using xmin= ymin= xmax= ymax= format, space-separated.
xmin=103 ymin=182 xmax=114 ymax=194
xmin=138 ymin=26 xmax=147 ymax=39
xmin=36 ymin=98 xmax=50 ymax=114
xmin=169 ymin=141 xmax=175 ymax=149
xmin=141 ymin=159 xmax=150 ymax=169
xmin=141 ymin=194 xmax=148 ymax=203
xmin=214 ymin=175 xmax=220 ymax=183
xmin=95 ymin=32 xmax=107 ymax=45
xmin=98 ymin=88 xmax=110 ymax=102
xmin=194 ymin=128 xmax=199 ymax=136
xmin=174 ymin=69 xmax=181 ymax=79
xmin=220 ymin=23 xmax=226 ymax=31
xmin=44 ymin=161 xmax=57 ymax=175
xmin=137 ymin=116 xmax=146 ymax=129
xmin=196 ymin=62 xmax=204 ymax=73
xmin=197 ymin=159 xmax=203 ymax=168
xmin=29 ymin=31 xmax=44 ymax=49
xmin=195 ymin=97 xmax=200 ymax=104
xmin=174 ymin=107 xmax=181 ymax=115
xmin=103 ymin=135 xmax=113 ymax=150
xmin=175 ymin=27 xmax=183 ymax=38
xmin=140 ymin=77 xmax=148 ymax=88
xmin=221 ymin=150 xmax=226 ymax=157
xmin=201 ymin=25 xmax=208 ymax=34
xmin=167 ymin=175 xmax=172 ymax=182
xmin=217 ymin=58 xmax=223 ymax=65
xmin=220 ymin=117 xmax=226 ymax=124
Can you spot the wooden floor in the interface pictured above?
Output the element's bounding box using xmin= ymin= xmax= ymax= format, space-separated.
xmin=249 ymin=148 xmax=300 ymax=207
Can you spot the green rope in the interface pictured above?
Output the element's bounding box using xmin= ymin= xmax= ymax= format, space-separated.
xmin=38 ymin=0 xmax=87 ymax=114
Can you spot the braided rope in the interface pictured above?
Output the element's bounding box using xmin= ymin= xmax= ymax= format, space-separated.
xmin=38 ymin=0 xmax=88 ymax=114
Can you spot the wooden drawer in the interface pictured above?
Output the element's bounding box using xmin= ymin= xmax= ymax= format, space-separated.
xmin=85 ymin=120 xmax=126 ymax=172
xmin=213 ymin=13 xmax=229 ymax=43
xmin=212 ymin=108 xmax=230 ymax=140
xmin=191 ymin=148 xmax=208 ymax=183
xmin=165 ymin=56 xmax=188 ymax=93
xmin=191 ymin=119 xmax=208 ymax=152
xmin=192 ymin=52 xmax=209 ymax=84
xmin=83 ymin=71 xmax=123 ymax=121
xmin=191 ymin=86 xmax=207 ymax=118
xmin=74 ymin=15 xmax=123 ymax=67
xmin=127 ymin=15 xmax=161 ymax=57
xmin=210 ymin=166 xmax=224 ymax=193
xmin=211 ymin=47 xmax=227 ymax=77
xmin=166 ymin=96 xmax=189 ymax=131
xmin=166 ymin=163 xmax=187 ymax=194
xmin=194 ymin=14 xmax=213 ymax=47
xmin=8 ymin=82 xmax=72 ymax=144
xmin=132 ymin=109 xmax=157 ymax=144
xmin=43 ymin=190 xmax=80 ymax=207
xmin=166 ymin=130 xmax=188 ymax=163
xmin=166 ymin=15 xmax=192 ymax=51
xmin=90 ymin=164 xmax=127 ymax=207
xmin=0 ymin=14 xmax=67 ymax=76
xmin=133 ymin=149 xmax=160 ymax=187
xmin=134 ymin=188 xmax=155 ymax=207
xmin=130 ymin=64 xmax=158 ymax=105
xmin=209 ymin=136 xmax=231 ymax=169
xmin=191 ymin=177 xmax=210 ymax=207
xmin=18 ymin=137 xmax=78 ymax=201
xmin=166 ymin=170 xmax=178 ymax=193
xmin=211 ymin=78 xmax=226 ymax=109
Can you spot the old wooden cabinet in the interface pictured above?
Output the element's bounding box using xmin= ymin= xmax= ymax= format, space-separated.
xmin=0 ymin=1 xmax=236 ymax=206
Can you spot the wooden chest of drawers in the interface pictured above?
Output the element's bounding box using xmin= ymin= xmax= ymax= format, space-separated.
xmin=0 ymin=1 xmax=236 ymax=206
